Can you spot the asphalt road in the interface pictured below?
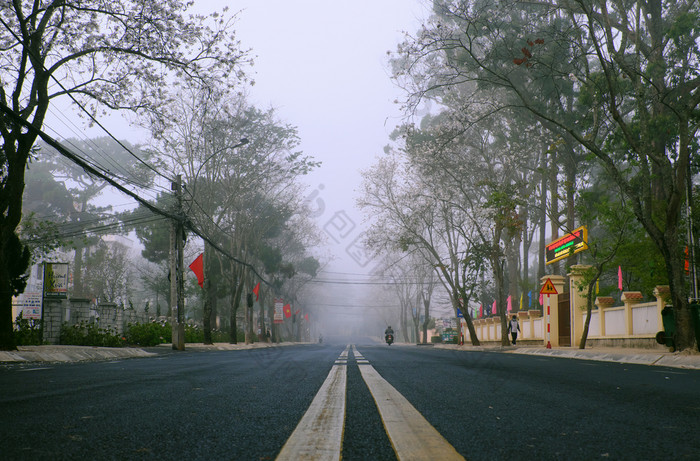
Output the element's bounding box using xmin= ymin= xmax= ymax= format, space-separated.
xmin=1 ymin=341 xmax=699 ymax=460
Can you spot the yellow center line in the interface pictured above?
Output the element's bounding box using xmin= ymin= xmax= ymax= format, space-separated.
xmin=355 ymin=347 xmax=465 ymax=461
xmin=276 ymin=345 xmax=349 ymax=461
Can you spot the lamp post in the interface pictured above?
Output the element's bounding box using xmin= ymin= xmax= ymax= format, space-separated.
xmin=193 ymin=137 xmax=249 ymax=193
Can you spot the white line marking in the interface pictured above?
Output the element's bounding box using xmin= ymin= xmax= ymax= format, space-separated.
xmin=355 ymin=347 xmax=464 ymax=461
xmin=276 ymin=345 xmax=349 ymax=461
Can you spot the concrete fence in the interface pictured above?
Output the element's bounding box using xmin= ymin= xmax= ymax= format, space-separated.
xmin=42 ymin=298 xmax=125 ymax=345
xmin=463 ymin=265 xmax=670 ymax=349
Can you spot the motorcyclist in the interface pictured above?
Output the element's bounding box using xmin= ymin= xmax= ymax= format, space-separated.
xmin=384 ymin=325 xmax=394 ymax=343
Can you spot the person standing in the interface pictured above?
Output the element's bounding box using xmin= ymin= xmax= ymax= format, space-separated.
xmin=508 ymin=315 xmax=520 ymax=345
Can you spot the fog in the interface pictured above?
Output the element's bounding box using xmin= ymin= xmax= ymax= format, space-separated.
xmin=37 ymin=1 xmax=437 ymax=340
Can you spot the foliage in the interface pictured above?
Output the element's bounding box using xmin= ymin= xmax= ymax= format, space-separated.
xmin=81 ymin=240 xmax=132 ymax=304
xmin=19 ymin=213 xmax=63 ymax=263
xmin=0 ymin=0 xmax=251 ymax=350
xmin=390 ymin=0 xmax=700 ymax=350
xmin=124 ymin=321 xmax=171 ymax=347
xmin=125 ymin=321 xmax=239 ymax=346
xmin=60 ymin=322 xmax=126 ymax=347
xmin=13 ymin=313 xmax=43 ymax=346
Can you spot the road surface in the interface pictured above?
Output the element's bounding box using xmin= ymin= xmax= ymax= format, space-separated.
xmin=1 ymin=340 xmax=698 ymax=459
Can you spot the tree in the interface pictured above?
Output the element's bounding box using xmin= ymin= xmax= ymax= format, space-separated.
xmin=0 ymin=1 xmax=249 ymax=349
xmin=26 ymin=137 xmax=156 ymax=296
xmin=82 ymin=238 xmax=133 ymax=306
xmin=393 ymin=0 xmax=700 ymax=351
xmin=574 ymin=177 xmax=638 ymax=348
xmin=359 ymin=148 xmax=485 ymax=345
xmin=145 ymin=85 xmax=319 ymax=344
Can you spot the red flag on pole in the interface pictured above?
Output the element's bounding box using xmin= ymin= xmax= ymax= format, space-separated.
xmin=507 ymin=295 xmax=512 ymax=312
xmin=305 ymin=313 xmax=309 ymax=321
xmin=492 ymin=300 xmax=497 ymax=314
xmin=253 ymin=282 xmax=260 ymax=301
xmin=283 ymin=304 xmax=291 ymax=318
xmin=189 ymin=253 xmax=204 ymax=288
xmin=618 ymin=265 xmax=623 ymax=291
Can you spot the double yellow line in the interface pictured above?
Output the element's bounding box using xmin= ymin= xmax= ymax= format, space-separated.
xmin=276 ymin=345 xmax=464 ymax=460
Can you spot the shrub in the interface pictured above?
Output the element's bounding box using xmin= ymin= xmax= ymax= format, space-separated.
xmin=60 ymin=321 xmax=125 ymax=347
xmin=431 ymin=335 xmax=443 ymax=343
xmin=125 ymin=321 xmax=170 ymax=347
xmin=14 ymin=312 xmax=43 ymax=345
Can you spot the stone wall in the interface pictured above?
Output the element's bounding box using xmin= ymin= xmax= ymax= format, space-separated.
xmin=41 ymin=297 xmax=124 ymax=344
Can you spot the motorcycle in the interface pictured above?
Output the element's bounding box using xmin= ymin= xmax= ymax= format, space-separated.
xmin=385 ymin=333 xmax=394 ymax=345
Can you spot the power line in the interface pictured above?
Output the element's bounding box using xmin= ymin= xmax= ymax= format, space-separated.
xmin=307 ymin=278 xmax=426 ymax=286
xmin=2 ymin=102 xmax=271 ymax=286
xmin=0 ymin=14 xmax=173 ymax=188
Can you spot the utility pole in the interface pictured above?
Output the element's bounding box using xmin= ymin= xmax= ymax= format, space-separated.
xmin=170 ymin=175 xmax=185 ymax=350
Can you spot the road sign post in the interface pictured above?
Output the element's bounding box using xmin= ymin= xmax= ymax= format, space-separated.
xmin=540 ymin=278 xmax=558 ymax=349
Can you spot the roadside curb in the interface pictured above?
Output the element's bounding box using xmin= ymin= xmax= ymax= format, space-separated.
xmin=430 ymin=343 xmax=700 ymax=370
xmin=0 ymin=341 xmax=309 ymax=364
xmin=0 ymin=345 xmax=155 ymax=363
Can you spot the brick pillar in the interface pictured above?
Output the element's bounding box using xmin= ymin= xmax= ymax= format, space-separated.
xmin=68 ymin=298 xmax=91 ymax=325
xmin=42 ymin=298 xmax=65 ymax=345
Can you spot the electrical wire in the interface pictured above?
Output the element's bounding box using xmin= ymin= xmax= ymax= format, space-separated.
xmin=0 ymin=13 xmax=174 ymax=193
xmin=2 ymin=102 xmax=272 ymax=285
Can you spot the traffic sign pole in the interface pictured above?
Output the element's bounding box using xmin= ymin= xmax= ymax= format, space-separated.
xmin=540 ymin=277 xmax=557 ymax=350
xmin=546 ymin=294 xmax=551 ymax=349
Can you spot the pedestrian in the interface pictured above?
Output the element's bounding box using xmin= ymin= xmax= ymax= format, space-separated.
xmin=508 ymin=315 xmax=520 ymax=345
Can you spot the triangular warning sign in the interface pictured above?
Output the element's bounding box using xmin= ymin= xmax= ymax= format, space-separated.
xmin=540 ymin=278 xmax=558 ymax=295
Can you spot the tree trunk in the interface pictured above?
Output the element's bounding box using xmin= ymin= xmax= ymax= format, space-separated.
xmin=537 ymin=149 xmax=548 ymax=284
xmin=229 ymin=268 xmax=244 ymax=344
xmin=202 ymin=245 xmax=213 ymax=344
xmin=493 ymin=252 xmax=509 ymax=347
xmin=549 ymin=149 xmax=560 ymax=276
xmin=521 ymin=202 xmax=530 ymax=293
xmin=422 ymin=295 xmax=430 ymax=344
xmin=245 ymin=291 xmax=254 ymax=344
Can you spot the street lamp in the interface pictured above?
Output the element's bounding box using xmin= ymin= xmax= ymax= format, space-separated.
xmin=194 ymin=137 xmax=249 ymax=186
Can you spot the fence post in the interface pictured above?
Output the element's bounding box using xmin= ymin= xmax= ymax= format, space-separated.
xmin=653 ymin=286 xmax=671 ymax=333
xmin=621 ymin=292 xmax=643 ymax=335
xmin=595 ymin=297 xmax=615 ymax=337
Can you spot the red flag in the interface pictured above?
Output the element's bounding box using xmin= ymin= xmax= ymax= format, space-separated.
xmin=253 ymin=282 xmax=260 ymax=301
xmin=283 ymin=304 xmax=291 ymax=318
xmin=188 ymin=253 xmax=204 ymax=288
xmin=479 ymin=305 xmax=483 ymax=318
xmin=305 ymin=313 xmax=309 ymax=321
xmin=492 ymin=300 xmax=497 ymax=314
xmin=618 ymin=265 xmax=623 ymax=291
xmin=507 ymin=295 xmax=512 ymax=312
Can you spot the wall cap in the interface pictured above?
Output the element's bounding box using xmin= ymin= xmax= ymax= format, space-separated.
xmin=621 ymin=291 xmax=643 ymax=304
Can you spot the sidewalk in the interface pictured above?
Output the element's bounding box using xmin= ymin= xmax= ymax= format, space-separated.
xmin=433 ymin=343 xmax=700 ymax=370
xmin=0 ymin=341 xmax=304 ymax=364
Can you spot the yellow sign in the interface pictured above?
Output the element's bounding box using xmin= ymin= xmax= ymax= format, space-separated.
xmin=540 ymin=278 xmax=558 ymax=295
